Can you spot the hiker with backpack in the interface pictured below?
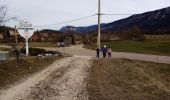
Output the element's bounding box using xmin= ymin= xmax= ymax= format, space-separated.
xmin=102 ymin=45 xmax=107 ymax=58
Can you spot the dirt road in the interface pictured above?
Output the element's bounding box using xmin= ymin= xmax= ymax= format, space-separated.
xmin=1 ymin=45 xmax=170 ymax=100
xmin=43 ymin=45 xmax=170 ymax=64
xmin=1 ymin=44 xmax=170 ymax=64
xmin=0 ymin=55 xmax=92 ymax=100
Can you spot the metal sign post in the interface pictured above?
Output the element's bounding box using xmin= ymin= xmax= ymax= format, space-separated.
xmin=25 ymin=39 xmax=29 ymax=56
xmin=17 ymin=20 xmax=34 ymax=56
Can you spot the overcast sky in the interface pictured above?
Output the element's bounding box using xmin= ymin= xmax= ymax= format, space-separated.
xmin=0 ymin=0 xmax=170 ymax=30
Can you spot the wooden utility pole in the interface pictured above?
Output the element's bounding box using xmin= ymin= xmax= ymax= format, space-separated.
xmin=97 ymin=0 xmax=101 ymax=49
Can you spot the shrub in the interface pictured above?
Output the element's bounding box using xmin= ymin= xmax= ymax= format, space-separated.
xmin=21 ymin=48 xmax=46 ymax=56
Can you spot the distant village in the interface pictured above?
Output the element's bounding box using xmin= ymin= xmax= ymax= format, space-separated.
xmin=0 ymin=26 xmax=76 ymax=46
xmin=0 ymin=27 xmax=50 ymax=42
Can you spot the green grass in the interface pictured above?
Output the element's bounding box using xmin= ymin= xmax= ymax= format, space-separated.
xmin=84 ymin=35 xmax=170 ymax=56
xmin=146 ymin=35 xmax=170 ymax=42
xmin=105 ymin=41 xmax=170 ymax=55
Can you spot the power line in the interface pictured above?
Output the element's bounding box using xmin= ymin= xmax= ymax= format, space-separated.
xmin=33 ymin=12 xmax=170 ymax=28
xmin=33 ymin=13 xmax=140 ymax=28
xmin=101 ymin=13 xmax=170 ymax=16
xmin=101 ymin=13 xmax=137 ymax=15
xmin=34 ymin=14 xmax=96 ymax=28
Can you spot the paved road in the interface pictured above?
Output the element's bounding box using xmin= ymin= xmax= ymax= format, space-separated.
xmin=42 ymin=45 xmax=170 ymax=64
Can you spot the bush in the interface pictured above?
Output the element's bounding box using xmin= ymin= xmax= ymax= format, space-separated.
xmin=118 ymin=26 xmax=145 ymax=41
xmin=21 ymin=48 xmax=46 ymax=56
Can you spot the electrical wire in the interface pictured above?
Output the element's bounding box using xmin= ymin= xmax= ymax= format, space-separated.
xmin=34 ymin=14 xmax=96 ymax=28
xmin=101 ymin=13 xmax=136 ymax=15
xmin=33 ymin=12 xmax=170 ymax=28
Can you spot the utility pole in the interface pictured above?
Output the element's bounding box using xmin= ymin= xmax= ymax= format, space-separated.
xmin=15 ymin=25 xmax=18 ymax=44
xmin=97 ymin=0 xmax=101 ymax=49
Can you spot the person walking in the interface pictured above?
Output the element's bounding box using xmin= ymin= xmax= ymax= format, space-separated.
xmin=102 ymin=45 xmax=107 ymax=58
xmin=107 ymin=47 xmax=112 ymax=58
xmin=96 ymin=47 xmax=100 ymax=59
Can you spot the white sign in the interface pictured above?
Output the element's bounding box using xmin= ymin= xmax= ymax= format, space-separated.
xmin=17 ymin=20 xmax=34 ymax=40
xmin=17 ymin=20 xmax=34 ymax=56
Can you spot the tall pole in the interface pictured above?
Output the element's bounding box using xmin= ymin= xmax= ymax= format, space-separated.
xmin=15 ymin=25 xmax=18 ymax=44
xmin=97 ymin=0 xmax=101 ymax=49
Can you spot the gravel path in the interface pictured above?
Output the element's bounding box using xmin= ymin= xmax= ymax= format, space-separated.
xmin=0 ymin=55 xmax=92 ymax=100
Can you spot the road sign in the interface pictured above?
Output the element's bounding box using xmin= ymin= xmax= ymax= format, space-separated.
xmin=17 ymin=20 xmax=34 ymax=56
xmin=17 ymin=20 xmax=34 ymax=40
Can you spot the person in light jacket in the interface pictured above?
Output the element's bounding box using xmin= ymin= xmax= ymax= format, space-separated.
xmin=107 ymin=47 xmax=112 ymax=58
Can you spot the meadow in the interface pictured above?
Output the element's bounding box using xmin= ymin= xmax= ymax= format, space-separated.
xmin=85 ymin=35 xmax=170 ymax=56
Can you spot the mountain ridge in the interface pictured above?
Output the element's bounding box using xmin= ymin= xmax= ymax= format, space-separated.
xmin=60 ymin=6 xmax=170 ymax=34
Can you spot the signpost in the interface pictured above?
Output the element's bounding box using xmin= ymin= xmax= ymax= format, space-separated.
xmin=17 ymin=20 xmax=34 ymax=56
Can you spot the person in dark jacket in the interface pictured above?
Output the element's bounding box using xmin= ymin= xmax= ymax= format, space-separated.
xmin=102 ymin=45 xmax=107 ymax=58
xmin=96 ymin=48 xmax=100 ymax=59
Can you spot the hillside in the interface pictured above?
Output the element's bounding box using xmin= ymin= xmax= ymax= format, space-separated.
xmin=35 ymin=29 xmax=62 ymax=34
xmin=60 ymin=6 xmax=170 ymax=34
xmin=60 ymin=24 xmax=105 ymax=34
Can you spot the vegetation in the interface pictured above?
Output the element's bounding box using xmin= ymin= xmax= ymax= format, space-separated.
xmin=28 ymin=42 xmax=57 ymax=47
xmin=21 ymin=48 xmax=46 ymax=56
xmin=87 ymin=59 xmax=170 ymax=100
xmin=119 ymin=26 xmax=145 ymax=41
xmin=0 ymin=47 xmax=10 ymax=51
xmin=0 ymin=42 xmax=58 ymax=48
xmin=0 ymin=56 xmax=62 ymax=89
xmin=0 ymin=5 xmax=16 ymax=26
xmin=84 ymin=35 xmax=170 ymax=56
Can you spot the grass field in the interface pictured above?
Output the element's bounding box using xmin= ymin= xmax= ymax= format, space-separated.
xmin=0 ymin=47 xmax=10 ymax=51
xmin=84 ymin=35 xmax=170 ymax=56
xmin=0 ymin=42 xmax=57 ymax=48
xmin=0 ymin=56 xmax=61 ymax=89
xmin=87 ymin=59 xmax=170 ymax=100
xmin=18 ymin=42 xmax=57 ymax=47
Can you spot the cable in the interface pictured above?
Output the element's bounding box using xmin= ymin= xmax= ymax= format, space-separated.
xmin=102 ymin=13 xmax=170 ymax=16
xmin=33 ymin=12 xmax=170 ymax=28
xmin=101 ymin=13 xmax=137 ymax=15
xmin=34 ymin=14 xmax=96 ymax=28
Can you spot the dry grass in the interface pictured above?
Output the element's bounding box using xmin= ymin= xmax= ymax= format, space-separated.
xmin=0 ymin=56 xmax=62 ymax=89
xmin=0 ymin=47 xmax=10 ymax=51
xmin=87 ymin=59 xmax=170 ymax=100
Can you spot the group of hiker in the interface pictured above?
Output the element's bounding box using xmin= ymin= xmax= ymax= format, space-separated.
xmin=96 ymin=45 xmax=112 ymax=59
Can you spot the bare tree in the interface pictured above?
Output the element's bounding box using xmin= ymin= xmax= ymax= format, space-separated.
xmin=0 ymin=5 xmax=20 ymax=59
xmin=0 ymin=5 xmax=16 ymax=26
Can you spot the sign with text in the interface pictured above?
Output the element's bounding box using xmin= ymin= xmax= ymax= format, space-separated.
xmin=17 ymin=20 xmax=34 ymax=56
xmin=17 ymin=20 xmax=34 ymax=40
